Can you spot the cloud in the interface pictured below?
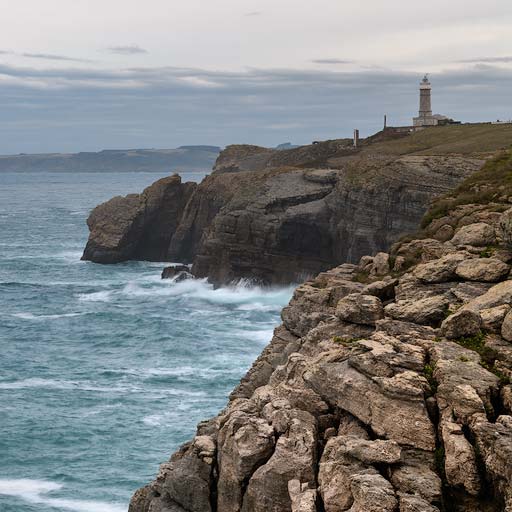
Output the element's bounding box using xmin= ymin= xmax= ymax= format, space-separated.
xmin=106 ymin=45 xmax=148 ymax=55
xmin=245 ymin=11 xmax=262 ymax=16
xmin=459 ymin=56 xmax=512 ymax=64
xmin=312 ymin=59 xmax=354 ymax=65
xmin=0 ymin=61 xmax=510 ymax=153
xmin=22 ymin=52 xmax=93 ymax=63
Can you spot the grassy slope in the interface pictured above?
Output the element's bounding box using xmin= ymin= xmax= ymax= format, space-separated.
xmin=364 ymin=123 xmax=512 ymax=157
xmin=420 ymin=148 xmax=512 ymax=227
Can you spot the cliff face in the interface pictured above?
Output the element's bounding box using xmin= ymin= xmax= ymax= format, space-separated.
xmin=82 ymin=174 xmax=196 ymax=263
xmin=129 ymin=150 xmax=512 ymax=512
xmin=82 ymin=126 xmax=496 ymax=285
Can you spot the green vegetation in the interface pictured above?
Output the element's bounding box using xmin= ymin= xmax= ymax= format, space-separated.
xmin=434 ymin=446 xmax=446 ymax=477
xmin=421 ymin=149 xmax=512 ymax=228
xmin=332 ymin=336 xmax=363 ymax=346
xmin=367 ymin=123 xmax=512 ymax=157
xmin=424 ymin=362 xmax=438 ymax=393
xmin=453 ymin=331 xmax=510 ymax=385
xmin=480 ymin=246 xmax=498 ymax=258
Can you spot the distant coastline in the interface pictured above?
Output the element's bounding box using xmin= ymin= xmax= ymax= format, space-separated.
xmin=0 ymin=146 xmax=221 ymax=172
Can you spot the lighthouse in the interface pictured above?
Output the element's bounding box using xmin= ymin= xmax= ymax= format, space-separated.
xmin=413 ymin=75 xmax=444 ymax=127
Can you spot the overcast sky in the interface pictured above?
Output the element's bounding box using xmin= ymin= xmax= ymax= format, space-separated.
xmin=1 ymin=0 xmax=511 ymax=153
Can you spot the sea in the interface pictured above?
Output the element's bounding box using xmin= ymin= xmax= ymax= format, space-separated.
xmin=0 ymin=171 xmax=294 ymax=512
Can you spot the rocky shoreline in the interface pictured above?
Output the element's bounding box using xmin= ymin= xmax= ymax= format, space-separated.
xmin=128 ymin=149 xmax=512 ymax=512
xmin=82 ymin=131 xmax=486 ymax=286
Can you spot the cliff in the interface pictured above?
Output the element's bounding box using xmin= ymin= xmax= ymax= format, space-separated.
xmin=82 ymin=124 xmax=512 ymax=285
xmin=129 ymin=149 xmax=512 ymax=512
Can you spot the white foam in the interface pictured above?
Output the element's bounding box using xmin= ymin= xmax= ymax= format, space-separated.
xmin=12 ymin=312 xmax=84 ymax=321
xmin=0 ymin=478 xmax=125 ymax=512
xmin=77 ymin=290 xmax=112 ymax=302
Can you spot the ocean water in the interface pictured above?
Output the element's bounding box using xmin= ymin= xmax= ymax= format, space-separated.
xmin=0 ymin=171 xmax=294 ymax=512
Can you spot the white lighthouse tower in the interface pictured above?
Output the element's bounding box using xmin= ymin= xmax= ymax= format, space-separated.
xmin=413 ymin=75 xmax=441 ymax=127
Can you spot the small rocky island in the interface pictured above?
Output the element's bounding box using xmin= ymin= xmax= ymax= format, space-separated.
xmin=82 ymin=123 xmax=512 ymax=511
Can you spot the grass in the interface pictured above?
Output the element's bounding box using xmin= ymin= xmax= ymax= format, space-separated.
xmin=424 ymin=362 xmax=438 ymax=393
xmin=332 ymin=336 xmax=363 ymax=346
xmin=365 ymin=123 xmax=512 ymax=157
xmin=421 ymin=148 xmax=512 ymax=228
xmin=453 ymin=331 xmax=511 ymax=385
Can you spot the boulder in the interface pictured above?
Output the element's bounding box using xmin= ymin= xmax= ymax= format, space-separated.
xmin=455 ymin=258 xmax=510 ymax=282
xmin=502 ymin=309 xmax=512 ymax=342
xmin=384 ymin=296 xmax=449 ymax=326
xmin=480 ymin=305 xmax=511 ymax=332
xmin=370 ymin=252 xmax=390 ymax=276
xmin=349 ymin=473 xmax=398 ymax=512
xmin=413 ymin=253 xmax=467 ymax=283
xmin=440 ymin=309 xmax=482 ymax=339
xmin=451 ymin=222 xmax=496 ymax=247
xmin=288 ymin=480 xmax=318 ymax=512
xmin=498 ymin=207 xmax=512 ymax=247
xmin=162 ymin=265 xmax=192 ymax=279
xmin=336 ymin=294 xmax=384 ymax=325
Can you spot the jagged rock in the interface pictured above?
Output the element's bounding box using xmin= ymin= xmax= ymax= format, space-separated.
xmin=413 ymin=253 xmax=468 ymax=283
xmin=384 ymin=296 xmax=449 ymax=326
xmin=217 ymin=413 xmax=275 ymax=512
xmin=83 ymin=174 xmax=197 ymax=263
xmin=498 ymin=207 xmax=512 ymax=247
xmin=336 ymin=294 xmax=384 ymax=325
xmin=462 ymin=279 xmax=512 ymax=312
xmin=502 ymin=385 xmax=512 ymax=414
xmin=433 ymin=224 xmax=454 ymax=242
xmin=162 ymin=265 xmax=191 ymax=279
xmin=451 ymin=222 xmax=496 ymax=247
xmin=440 ymin=419 xmax=481 ymax=495
xmin=288 ymin=480 xmax=317 ymax=512
xmin=481 ymin=304 xmax=511 ymax=332
xmin=440 ymin=309 xmax=482 ymax=339
xmin=349 ymin=473 xmax=398 ymax=512
xmin=362 ymin=278 xmax=397 ymax=301
xmin=502 ymin=309 xmax=512 ymax=342
xmin=341 ymin=437 xmax=401 ymax=464
xmin=370 ymin=252 xmax=390 ymax=276
xmin=455 ymin=257 xmax=510 ymax=282
xmin=470 ymin=414 xmax=512 ymax=511
xmin=241 ymin=410 xmax=317 ymax=512
xmin=399 ymin=495 xmax=440 ymax=512
xmin=305 ymin=360 xmax=436 ymax=451
xmin=390 ymin=450 xmax=442 ymax=505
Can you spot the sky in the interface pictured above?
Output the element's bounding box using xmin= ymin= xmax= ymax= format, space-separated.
xmin=0 ymin=0 xmax=512 ymax=154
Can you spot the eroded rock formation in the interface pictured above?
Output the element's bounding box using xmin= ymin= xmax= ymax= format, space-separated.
xmin=129 ymin=151 xmax=512 ymax=511
xmin=82 ymin=134 xmax=485 ymax=285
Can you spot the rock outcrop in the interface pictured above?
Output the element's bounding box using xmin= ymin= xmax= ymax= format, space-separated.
xmin=82 ymin=174 xmax=196 ymax=263
xmin=129 ymin=149 xmax=512 ymax=512
xmin=83 ymin=131 xmax=487 ymax=285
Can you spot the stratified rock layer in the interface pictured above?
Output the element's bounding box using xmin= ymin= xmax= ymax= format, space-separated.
xmin=83 ymin=135 xmax=484 ymax=285
xmin=129 ymin=198 xmax=512 ymax=511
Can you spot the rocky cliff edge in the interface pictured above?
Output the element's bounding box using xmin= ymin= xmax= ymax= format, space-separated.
xmin=82 ymin=124 xmax=512 ymax=285
xmin=129 ymin=149 xmax=512 ymax=512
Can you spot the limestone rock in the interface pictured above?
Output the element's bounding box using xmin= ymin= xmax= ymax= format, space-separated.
xmin=502 ymin=309 xmax=512 ymax=342
xmin=288 ymin=480 xmax=318 ymax=512
xmin=349 ymin=473 xmax=398 ymax=512
xmin=451 ymin=222 xmax=496 ymax=247
xmin=82 ymin=175 xmax=196 ymax=263
xmin=455 ymin=257 xmax=510 ymax=282
xmin=481 ymin=304 xmax=511 ymax=332
xmin=336 ymin=294 xmax=384 ymax=325
xmin=440 ymin=309 xmax=482 ymax=339
xmin=413 ymin=252 xmax=467 ymax=283
xmin=384 ymin=296 xmax=449 ymax=326
xmin=399 ymin=495 xmax=440 ymax=512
